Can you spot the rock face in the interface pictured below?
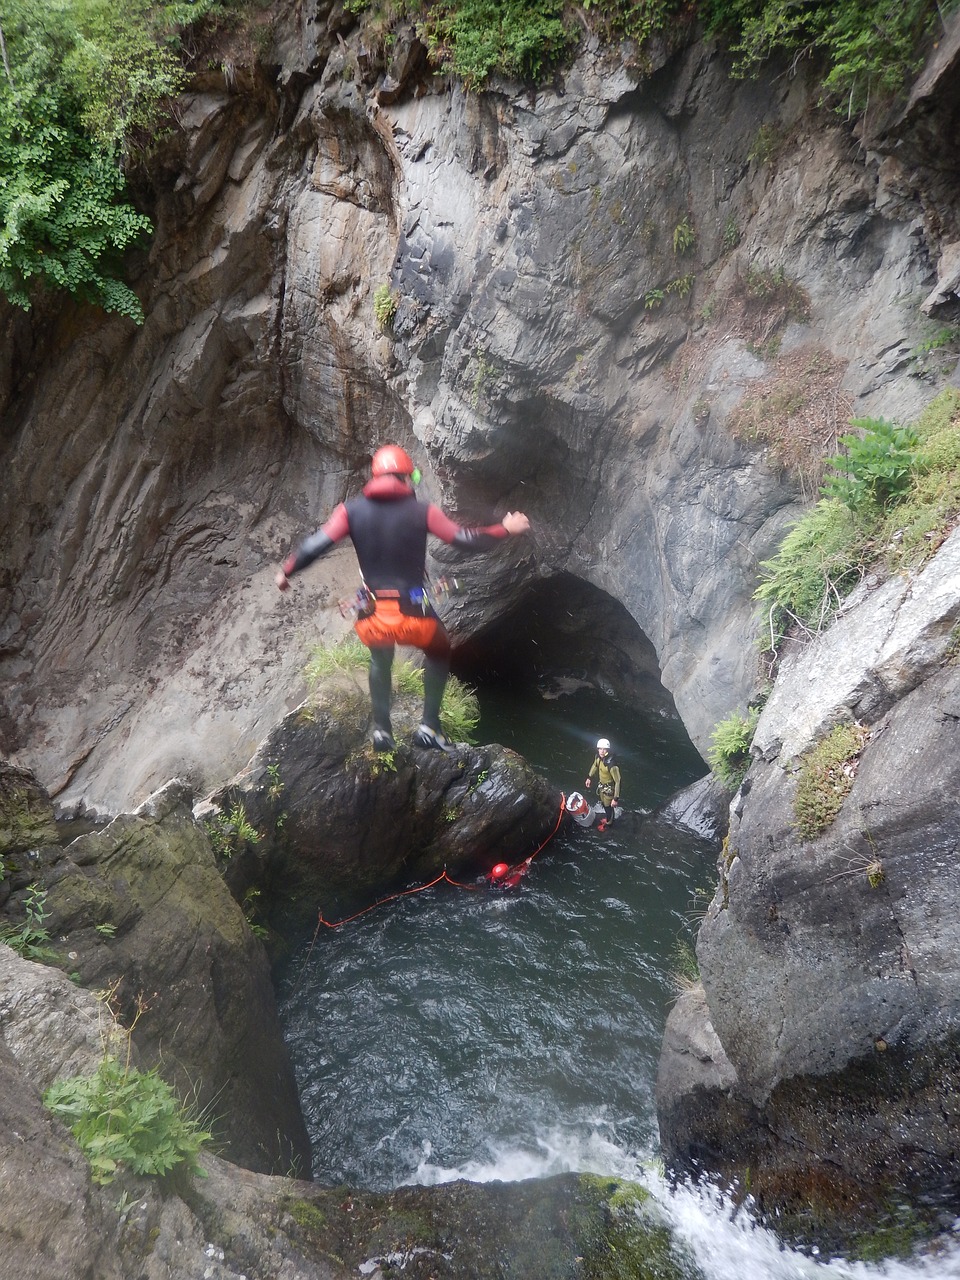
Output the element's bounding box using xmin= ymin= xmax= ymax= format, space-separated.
xmin=657 ymin=526 xmax=960 ymax=1246
xmin=2 ymin=12 xmax=959 ymax=815
xmin=205 ymin=683 xmax=564 ymax=932
xmin=0 ymin=767 xmax=311 ymax=1176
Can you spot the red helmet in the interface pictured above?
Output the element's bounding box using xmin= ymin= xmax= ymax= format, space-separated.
xmin=371 ymin=444 xmax=415 ymax=478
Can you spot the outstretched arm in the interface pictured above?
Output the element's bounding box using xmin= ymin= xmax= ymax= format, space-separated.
xmin=276 ymin=504 xmax=350 ymax=591
xmin=426 ymin=506 xmax=530 ymax=551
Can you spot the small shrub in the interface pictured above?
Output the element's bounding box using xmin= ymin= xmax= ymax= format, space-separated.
xmin=373 ymin=283 xmax=398 ymax=330
xmin=721 ymin=214 xmax=740 ymax=250
xmin=822 ymin=417 xmax=920 ymax=513
xmin=304 ymin=636 xmax=369 ymax=685
xmin=728 ymin=346 xmax=852 ymax=495
xmin=417 ymin=0 xmax=574 ymax=87
xmin=44 ymin=1055 xmax=211 ymax=1184
xmin=671 ymin=936 xmax=700 ymax=992
xmin=707 ymin=707 xmax=759 ymax=790
xmin=748 ymin=122 xmax=784 ymax=166
xmin=304 ymin=637 xmax=479 ymax=742
xmin=793 ymin=722 xmax=868 ymax=839
xmin=439 ymin=674 xmax=480 ymax=742
xmin=204 ymin=800 xmax=260 ymax=861
xmin=672 ymin=216 xmax=695 ymax=255
xmin=0 ymin=883 xmax=58 ymax=962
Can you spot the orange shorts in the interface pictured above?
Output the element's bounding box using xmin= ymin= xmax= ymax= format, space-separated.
xmin=354 ymin=598 xmax=448 ymax=653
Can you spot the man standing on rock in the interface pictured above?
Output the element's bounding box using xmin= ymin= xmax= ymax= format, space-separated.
xmin=276 ymin=444 xmax=530 ymax=753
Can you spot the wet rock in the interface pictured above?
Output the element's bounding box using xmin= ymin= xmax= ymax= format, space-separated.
xmin=0 ymin=775 xmax=311 ymax=1177
xmin=202 ymin=685 xmax=563 ymax=931
xmin=0 ymin=760 xmax=59 ymax=860
xmin=658 ymin=528 xmax=960 ymax=1247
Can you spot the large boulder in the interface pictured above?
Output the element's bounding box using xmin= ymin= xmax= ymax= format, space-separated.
xmin=202 ymin=680 xmax=564 ymax=933
xmin=0 ymin=773 xmax=311 ymax=1176
xmin=657 ymin=528 xmax=960 ymax=1248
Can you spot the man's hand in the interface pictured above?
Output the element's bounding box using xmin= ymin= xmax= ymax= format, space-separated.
xmin=584 ymin=778 xmax=592 ymax=789
xmin=502 ymin=511 xmax=530 ymax=535
xmin=276 ymin=570 xmax=290 ymax=592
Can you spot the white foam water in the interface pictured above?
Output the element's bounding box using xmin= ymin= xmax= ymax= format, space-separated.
xmin=408 ymin=1128 xmax=960 ymax=1280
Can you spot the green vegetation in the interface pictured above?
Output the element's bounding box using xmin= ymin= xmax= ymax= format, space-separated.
xmin=707 ymin=706 xmax=759 ymax=790
xmin=44 ymin=1051 xmax=211 ymax=1183
xmin=701 ymin=0 xmax=956 ymax=115
xmin=203 ymin=799 xmax=261 ymax=860
xmin=757 ymin=390 xmax=960 ymax=650
xmin=671 ymin=935 xmax=700 ymax=989
xmin=2 ymin=0 xmax=944 ymax=319
xmin=0 ymin=882 xmax=58 ymax=961
xmin=305 ymin=635 xmax=480 ymax=742
xmin=822 ymin=417 xmax=919 ymax=512
xmin=0 ymin=0 xmax=222 ymax=319
xmin=672 ymin=216 xmax=695 ymax=255
xmin=793 ymin=721 xmax=868 ymax=838
xmin=373 ymin=282 xmax=398 ymax=329
xmin=416 ymin=0 xmax=572 ymax=87
xmin=342 ymin=0 xmax=951 ymax=107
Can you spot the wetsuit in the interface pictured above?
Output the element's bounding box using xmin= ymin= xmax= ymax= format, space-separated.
xmin=283 ymin=475 xmax=509 ymax=736
xmin=587 ymin=753 xmax=621 ymax=816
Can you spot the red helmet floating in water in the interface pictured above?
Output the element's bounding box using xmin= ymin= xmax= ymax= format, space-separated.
xmin=371 ymin=444 xmax=415 ymax=478
xmin=490 ymin=863 xmax=509 ymax=881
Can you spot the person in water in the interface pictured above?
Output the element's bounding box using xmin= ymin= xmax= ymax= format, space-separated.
xmin=276 ymin=444 xmax=530 ymax=752
xmin=585 ymin=737 xmax=621 ymax=826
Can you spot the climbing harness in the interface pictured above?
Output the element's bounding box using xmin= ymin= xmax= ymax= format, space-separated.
xmin=338 ymin=576 xmax=460 ymax=622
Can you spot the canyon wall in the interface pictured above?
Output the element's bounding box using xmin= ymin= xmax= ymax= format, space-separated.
xmin=2 ymin=7 xmax=957 ymax=815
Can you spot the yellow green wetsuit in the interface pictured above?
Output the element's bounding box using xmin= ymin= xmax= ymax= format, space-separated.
xmin=588 ymin=754 xmax=621 ymax=810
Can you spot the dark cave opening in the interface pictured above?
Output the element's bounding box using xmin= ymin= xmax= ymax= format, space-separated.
xmin=449 ymin=571 xmax=681 ymax=723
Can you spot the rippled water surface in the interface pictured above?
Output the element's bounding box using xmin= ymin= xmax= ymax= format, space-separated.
xmin=275 ymin=684 xmax=960 ymax=1278
xmin=277 ymin=685 xmax=708 ymax=1187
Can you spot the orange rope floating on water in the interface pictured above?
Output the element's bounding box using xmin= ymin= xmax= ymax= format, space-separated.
xmin=315 ymin=793 xmax=568 ymax=930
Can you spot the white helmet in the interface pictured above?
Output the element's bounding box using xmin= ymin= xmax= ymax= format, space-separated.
xmin=597 ymin=738 xmax=611 ymax=751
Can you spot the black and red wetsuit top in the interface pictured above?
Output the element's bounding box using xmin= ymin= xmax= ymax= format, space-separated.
xmin=283 ymin=475 xmax=509 ymax=591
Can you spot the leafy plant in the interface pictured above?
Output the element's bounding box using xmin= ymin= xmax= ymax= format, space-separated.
xmin=793 ymin=722 xmax=868 ymax=839
xmin=671 ymin=935 xmax=700 ymax=991
xmin=304 ymin=635 xmax=369 ymax=683
xmin=756 ymin=500 xmax=864 ymax=645
xmin=644 ymin=288 xmax=664 ymax=309
xmin=721 ymin=214 xmax=740 ymax=250
xmin=44 ymin=1054 xmax=211 ymax=1183
xmin=417 ymin=0 xmax=573 ymax=87
xmin=747 ymin=121 xmax=784 ymax=166
xmin=666 ymin=273 xmax=694 ymax=298
xmin=702 ymin=0 xmax=948 ymax=116
xmin=373 ymin=282 xmax=398 ymax=329
xmin=304 ymin=636 xmax=480 ymax=742
xmin=822 ymin=416 xmax=920 ymax=512
xmin=0 ymin=0 xmax=215 ymax=318
xmin=241 ymin=886 xmax=269 ymax=940
xmin=707 ymin=707 xmax=759 ymax=790
xmin=756 ymin=392 xmax=960 ymax=653
xmin=672 ymin=216 xmax=695 ymax=255
xmin=204 ymin=800 xmax=261 ymax=861
xmin=0 ymin=883 xmax=58 ymax=961
xmin=439 ymin=674 xmax=480 ymax=741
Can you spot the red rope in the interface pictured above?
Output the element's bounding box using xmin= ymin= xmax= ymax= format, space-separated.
xmin=315 ymin=793 xmax=567 ymax=930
